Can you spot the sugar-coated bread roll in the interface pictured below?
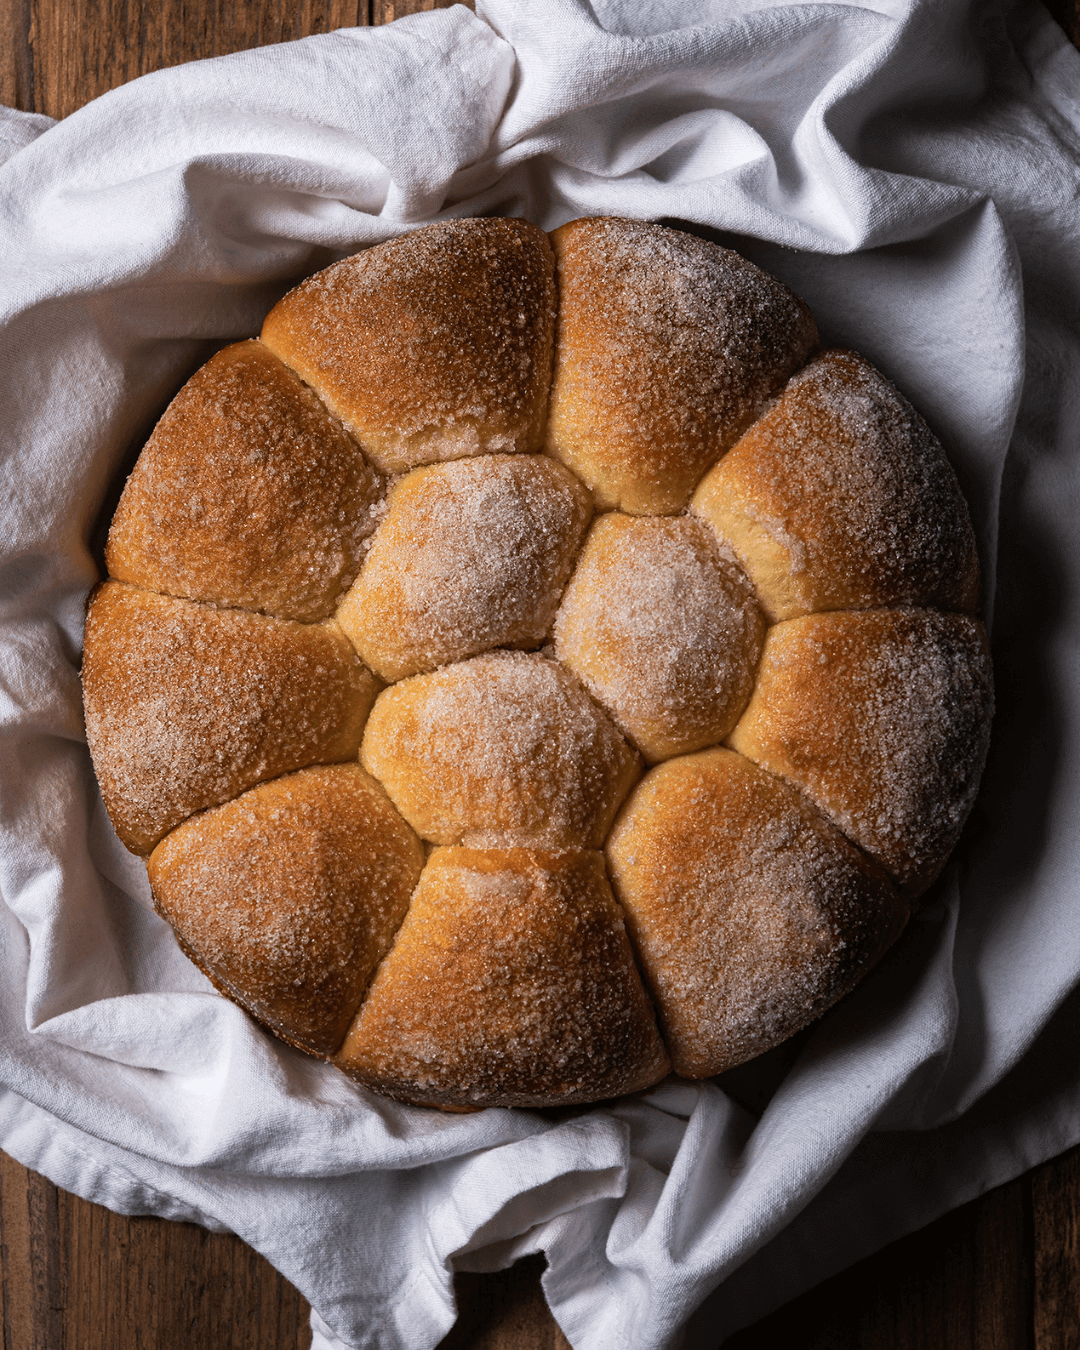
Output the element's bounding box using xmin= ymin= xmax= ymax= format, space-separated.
xmin=606 ymin=748 xmax=907 ymax=1077
xmin=148 ymin=765 xmax=423 ymax=1057
xmin=85 ymin=215 xmax=995 ymax=1112
xmin=360 ymin=651 xmax=641 ymax=848
xmin=691 ymin=349 xmax=981 ymax=622
xmin=106 ymin=341 xmax=383 ymax=623
xmin=82 ymin=582 xmax=379 ymax=854
xmin=334 ymin=847 xmax=670 ymax=1108
xmin=546 ymin=216 xmax=818 ymax=514
xmin=337 ymin=454 xmax=592 ymax=682
xmin=554 ymin=514 xmax=765 ymax=762
xmin=261 ymin=218 xmax=557 ymax=475
xmin=727 ymin=610 xmax=994 ymax=896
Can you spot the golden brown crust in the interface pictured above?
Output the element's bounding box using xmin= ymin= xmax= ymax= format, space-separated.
xmin=106 ymin=341 xmax=383 ymax=623
xmin=260 ymin=219 xmax=557 ymax=475
xmin=82 ymin=582 xmax=380 ymax=855
xmin=333 ymin=847 xmax=670 ymax=1108
xmin=553 ymin=513 xmax=765 ymax=763
xmin=727 ymin=610 xmax=994 ymax=897
xmin=691 ymin=349 xmax=982 ymax=622
xmin=336 ymin=454 xmax=592 ymax=682
xmin=545 ymin=216 xmax=818 ymax=515
xmin=81 ymin=216 xmax=995 ymax=1112
xmin=148 ymin=765 xmax=424 ymax=1057
xmin=360 ymin=651 xmax=641 ymax=849
xmin=606 ymin=748 xmax=907 ymax=1077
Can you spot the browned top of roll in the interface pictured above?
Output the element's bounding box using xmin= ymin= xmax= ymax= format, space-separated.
xmin=606 ymin=747 xmax=906 ymax=1078
xmin=554 ymin=513 xmax=764 ymax=762
xmin=692 ymin=349 xmax=981 ymax=622
xmin=545 ymin=216 xmax=818 ymax=514
xmin=337 ymin=454 xmax=592 ymax=682
xmin=106 ymin=341 xmax=383 ymax=623
xmin=334 ymin=847 xmax=670 ymax=1109
xmin=260 ymin=218 xmax=557 ymax=475
xmin=360 ymin=651 xmax=641 ymax=849
xmin=728 ymin=610 xmax=994 ymax=896
xmin=148 ymin=764 xmax=424 ymax=1057
xmin=83 ymin=582 xmax=379 ymax=855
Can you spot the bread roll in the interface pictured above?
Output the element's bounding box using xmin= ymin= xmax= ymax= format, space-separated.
xmin=261 ymin=218 xmax=557 ymax=474
xmin=82 ymin=582 xmax=379 ymax=854
xmin=554 ymin=513 xmax=765 ymax=762
xmin=546 ymin=216 xmax=818 ymax=514
xmin=360 ymin=650 xmax=641 ymax=848
xmin=606 ymin=748 xmax=906 ymax=1077
xmin=84 ymin=215 xmax=995 ymax=1111
xmin=691 ymin=348 xmax=981 ymax=621
xmin=148 ymin=764 xmax=423 ymax=1057
xmin=337 ymin=454 xmax=591 ymax=682
xmin=106 ymin=341 xmax=383 ymax=623
xmin=334 ymin=847 xmax=670 ymax=1108
xmin=727 ymin=610 xmax=994 ymax=896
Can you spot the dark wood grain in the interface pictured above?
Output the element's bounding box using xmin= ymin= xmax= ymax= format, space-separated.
xmin=0 ymin=1 xmax=372 ymax=118
xmin=1 ymin=0 xmax=1079 ymax=1347
xmin=725 ymin=1173 xmax=1035 ymax=1350
xmin=0 ymin=1150 xmax=313 ymax=1350
xmin=1033 ymin=1146 xmax=1080 ymax=1350
xmin=1044 ymin=0 xmax=1080 ymax=45
xmin=439 ymin=1257 xmax=571 ymax=1350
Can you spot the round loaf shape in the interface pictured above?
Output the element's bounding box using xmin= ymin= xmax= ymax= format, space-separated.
xmin=148 ymin=764 xmax=424 ymax=1057
xmin=84 ymin=215 xmax=994 ymax=1110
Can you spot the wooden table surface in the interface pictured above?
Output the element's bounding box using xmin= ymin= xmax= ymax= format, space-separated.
xmin=2 ymin=1 xmax=1079 ymax=1346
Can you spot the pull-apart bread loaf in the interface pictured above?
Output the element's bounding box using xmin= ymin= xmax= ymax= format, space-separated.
xmin=83 ymin=215 xmax=993 ymax=1109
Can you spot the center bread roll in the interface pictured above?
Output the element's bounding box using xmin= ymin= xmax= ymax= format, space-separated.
xmin=337 ymin=454 xmax=592 ymax=682
xmin=554 ymin=513 xmax=765 ymax=762
xmin=360 ymin=651 xmax=642 ymax=849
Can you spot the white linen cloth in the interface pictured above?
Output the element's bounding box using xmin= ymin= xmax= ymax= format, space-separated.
xmin=1 ymin=0 xmax=1078 ymax=1345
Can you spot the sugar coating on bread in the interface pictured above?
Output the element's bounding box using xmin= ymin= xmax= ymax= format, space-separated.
xmin=334 ymin=847 xmax=670 ymax=1108
xmin=106 ymin=342 xmax=383 ymax=623
xmin=728 ymin=610 xmax=993 ymax=896
xmin=361 ymin=651 xmax=641 ymax=848
xmin=606 ymin=748 xmax=907 ymax=1077
xmin=82 ymin=583 xmax=379 ymax=854
xmin=261 ymin=218 xmax=557 ymax=475
xmin=546 ymin=216 xmax=819 ymax=514
xmin=337 ymin=454 xmax=592 ymax=682
xmin=554 ymin=513 xmax=765 ymax=762
xmin=148 ymin=765 xmax=423 ymax=1057
xmin=691 ymin=349 xmax=982 ymax=622
xmin=84 ymin=216 xmax=995 ymax=1112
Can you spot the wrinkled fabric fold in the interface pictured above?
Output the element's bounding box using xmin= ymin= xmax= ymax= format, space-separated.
xmin=1 ymin=1 xmax=1079 ymax=1347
